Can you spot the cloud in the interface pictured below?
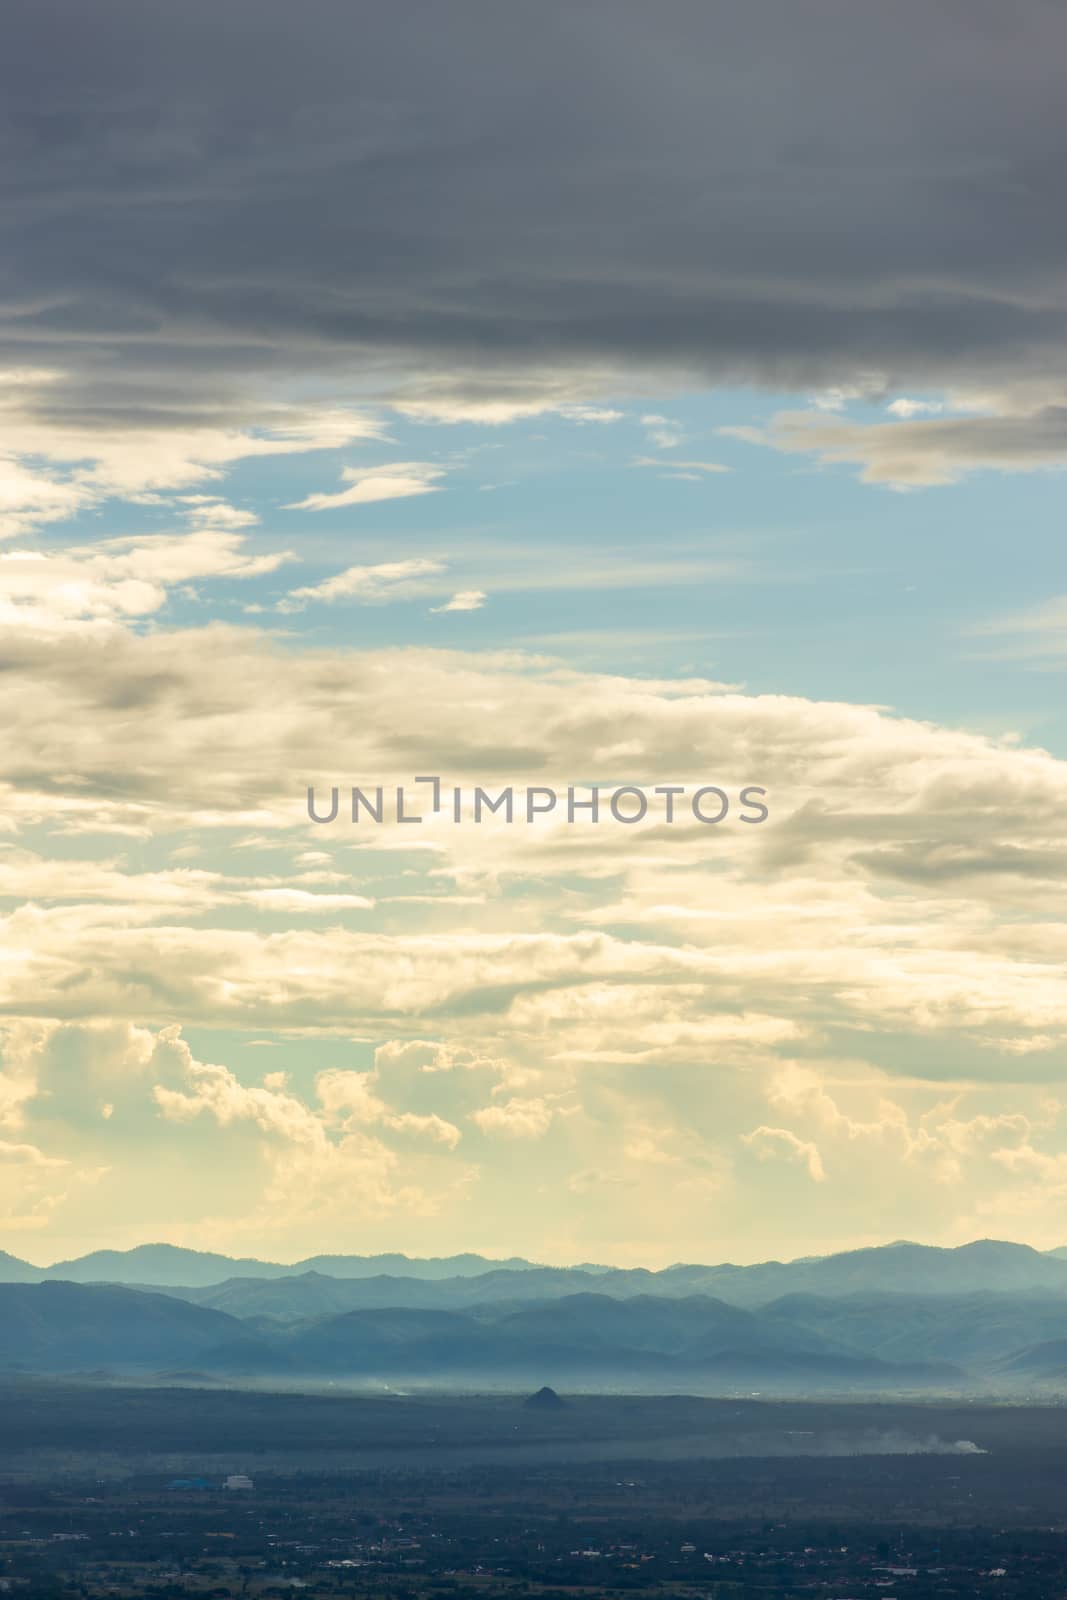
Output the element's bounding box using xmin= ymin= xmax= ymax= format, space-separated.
xmin=0 ymin=1139 xmax=66 ymax=1169
xmin=9 ymin=1012 xmax=1067 ymax=1262
xmin=808 ymin=386 xmax=871 ymax=413
xmin=736 ymin=403 xmax=1067 ymax=488
xmin=430 ymin=589 xmax=486 ymax=613
xmin=0 ymin=396 xmax=386 ymax=535
xmin=285 ymin=462 xmax=447 ymax=512
xmin=5 ymin=3 xmax=1067 ymax=433
xmin=742 ymin=1125 xmax=826 ymax=1182
xmin=470 ymin=1097 xmax=555 ymax=1139
xmin=640 ymin=415 xmax=685 ymax=449
xmin=180 ymin=498 xmax=260 ymax=530
xmin=149 ymin=1030 xmax=426 ymax=1226
xmin=632 ymin=456 xmax=730 ymax=474
xmin=886 ymin=398 xmax=944 ymax=419
xmin=0 ymin=530 xmax=291 ymax=633
xmin=969 ymin=594 xmax=1067 ymax=662
xmin=2 ymin=627 xmax=1067 ymax=1063
xmin=430 ymin=548 xmax=751 ymax=596
xmin=0 ymin=458 xmax=87 ymax=536
xmin=242 ymin=887 xmax=375 ymax=913
xmin=4 ymin=627 xmax=1067 ymax=1255
xmin=732 ymin=1061 xmax=1067 ymax=1224
xmin=390 ymin=397 xmax=624 ymax=426
xmin=279 ymin=557 xmax=447 ymax=610
xmin=0 ymin=1138 xmax=86 ymax=1233
xmin=557 ymin=405 xmax=625 ymax=425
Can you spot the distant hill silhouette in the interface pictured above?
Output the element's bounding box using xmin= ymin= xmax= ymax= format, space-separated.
xmin=525 ymin=1385 xmax=565 ymax=1409
xmin=0 ymin=1282 xmax=245 ymax=1371
xmin=0 ymin=1250 xmax=43 ymax=1283
xmin=28 ymin=1244 xmax=538 ymax=1289
xmin=5 ymin=1238 xmax=1067 ymax=1300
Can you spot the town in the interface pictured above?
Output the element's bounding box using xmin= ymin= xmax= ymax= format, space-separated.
xmin=3 ymin=1382 xmax=1067 ymax=1600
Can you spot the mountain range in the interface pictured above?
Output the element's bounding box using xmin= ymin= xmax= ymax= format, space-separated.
xmin=4 ymin=1240 xmax=1067 ymax=1390
xmin=0 ymin=1281 xmax=956 ymax=1385
xmin=5 ymin=1237 xmax=1067 ymax=1301
xmin=0 ymin=1244 xmax=542 ymax=1288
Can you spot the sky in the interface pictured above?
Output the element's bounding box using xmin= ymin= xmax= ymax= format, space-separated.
xmin=4 ymin=0 xmax=1067 ymax=1267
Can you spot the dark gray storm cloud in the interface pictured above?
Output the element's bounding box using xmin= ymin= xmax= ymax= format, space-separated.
xmin=4 ymin=0 xmax=1067 ymax=422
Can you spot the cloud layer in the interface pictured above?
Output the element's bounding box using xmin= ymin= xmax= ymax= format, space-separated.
xmin=2 ymin=625 xmax=1067 ymax=1260
xmin=5 ymin=0 xmax=1067 ymax=430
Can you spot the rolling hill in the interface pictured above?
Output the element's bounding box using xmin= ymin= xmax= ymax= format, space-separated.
xmin=0 ymin=1282 xmax=247 ymax=1371
xmin=0 ymin=1281 xmax=967 ymax=1386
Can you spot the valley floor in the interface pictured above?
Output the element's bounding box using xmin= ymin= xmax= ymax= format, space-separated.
xmin=3 ymin=1385 xmax=1067 ymax=1599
